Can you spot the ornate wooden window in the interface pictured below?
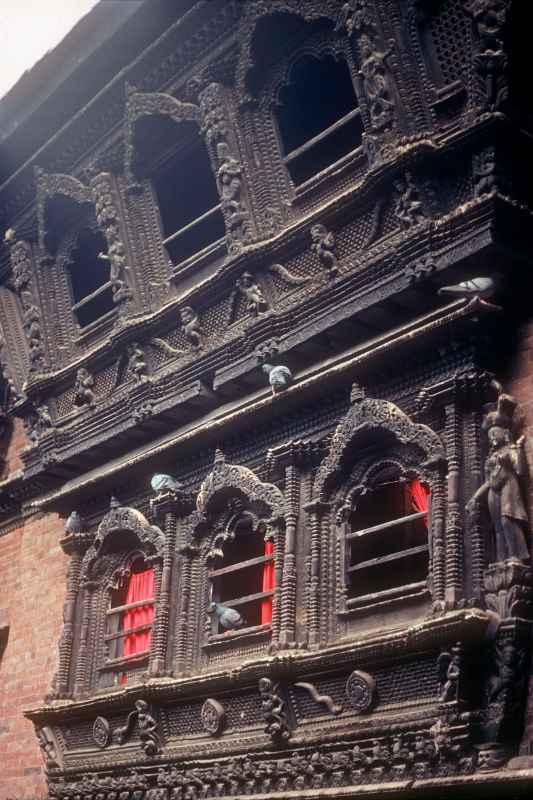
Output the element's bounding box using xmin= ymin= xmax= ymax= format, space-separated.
xmin=344 ymin=471 xmax=430 ymax=605
xmin=276 ymin=53 xmax=363 ymax=185
xmin=105 ymin=555 xmax=155 ymax=684
xmin=208 ymin=510 xmax=275 ymax=634
xmin=152 ymin=136 xmax=226 ymax=267
xmin=67 ymin=226 xmax=114 ymax=328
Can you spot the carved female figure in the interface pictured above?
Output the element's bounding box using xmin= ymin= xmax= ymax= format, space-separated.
xmin=467 ymin=394 xmax=530 ymax=563
xmin=357 ymin=34 xmax=394 ymax=130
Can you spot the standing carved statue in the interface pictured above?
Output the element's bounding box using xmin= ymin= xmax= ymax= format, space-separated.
xmin=236 ymin=272 xmax=269 ymax=316
xmin=438 ymin=645 xmax=461 ymax=703
xmin=115 ymin=699 xmax=161 ymax=756
xmin=358 ymin=34 xmax=394 ymax=131
xmin=180 ymin=306 xmax=204 ymax=349
xmin=310 ymin=224 xmax=338 ymax=278
xmin=467 ymin=393 xmax=530 ymax=563
xmin=127 ymin=343 xmax=148 ymax=383
xmin=74 ymin=368 xmax=96 ymax=408
xmin=217 ymin=144 xmax=243 ymax=225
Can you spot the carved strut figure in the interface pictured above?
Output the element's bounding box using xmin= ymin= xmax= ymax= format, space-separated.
xmin=236 ymin=272 xmax=269 ymax=316
xmin=73 ymin=367 xmax=96 ymax=408
xmin=311 ymin=224 xmax=338 ymax=278
xmin=394 ymin=173 xmax=426 ymax=228
xmin=127 ymin=343 xmax=148 ymax=383
xmin=180 ymin=306 xmax=204 ymax=349
xmin=438 ymin=645 xmax=461 ymax=703
xmin=358 ymin=34 xmax=394 ymax=131
xmin=262 ymin=363 xmax=293 ymax=394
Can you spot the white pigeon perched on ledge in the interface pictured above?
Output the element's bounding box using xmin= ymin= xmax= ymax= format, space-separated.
xmin=150 ymin=473 xmax=183 ymax=493
xmin=262 ymin=363 xmax=293 ymax=394
xmin=438 ymin=276 xmax=496 ymax=301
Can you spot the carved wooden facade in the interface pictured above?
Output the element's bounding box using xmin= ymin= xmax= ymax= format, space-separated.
xmin=0 ymin=0 xmax=532 ymax=797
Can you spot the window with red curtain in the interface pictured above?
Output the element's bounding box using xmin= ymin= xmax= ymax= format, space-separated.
xmin=261 ymin=540 xmax=275 ymax=624
xmin=106 ymin=564 xmax=155 ymax=685
xmin=347 ymin=477 xmax=430 ymax=601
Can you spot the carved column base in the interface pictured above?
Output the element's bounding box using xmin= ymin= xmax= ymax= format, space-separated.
xmin=484 ymin=560 xmax=532 ymax=619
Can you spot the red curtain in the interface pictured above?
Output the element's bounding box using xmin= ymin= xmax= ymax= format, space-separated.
xmin=409 ymin=479 xmax=430 ymax=526
xmin=261 ymin=540 xmax=275 ymax=624
xmin=122 ymin=568 xmax=155 ymax=658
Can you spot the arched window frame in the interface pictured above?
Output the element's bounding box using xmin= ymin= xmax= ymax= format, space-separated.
xmin=73 ymin=504 xmax=165 ymax=697
xmin=336 ymin=456 xmax=433 ymax=613
xmin=183 ymin=451 xmax=286 ymax=661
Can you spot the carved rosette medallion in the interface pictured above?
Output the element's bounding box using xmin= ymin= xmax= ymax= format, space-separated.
xmin=92 ymin=716 xmax=111 ymax=749
xmin=345 ymin=670 xmax=376 ymax=713
xmin=201 ymin=698 xmax=226 ymax=735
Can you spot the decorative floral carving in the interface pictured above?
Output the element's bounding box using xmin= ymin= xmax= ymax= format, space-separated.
xmin=345 ymin=670 xmax=376 ymax=713
xmin=200 ymin=698 xmax=226 ymax=735
xmin=92 ymin=716 xmax=111 ymax=749
xmin=259 ymin=676 xmax=292 ymax=744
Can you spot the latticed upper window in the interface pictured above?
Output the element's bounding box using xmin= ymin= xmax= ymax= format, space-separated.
xmin=421 ymin=0 xmax=471 ymax=89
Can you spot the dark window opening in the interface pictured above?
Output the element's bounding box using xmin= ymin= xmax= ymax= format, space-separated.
xmin=105 ymin=557 xmax=155 ymax=684
xmin=209 ymin=514 xmax=275 ymax=634
xmin=347 ymin=479 xmax=429 ymax=601
xmin=68 ymin=228 xmax=114 ymax=328
xmin=277 ymin=54 xmax=363 ymax=185
xmin=153 ymin=137 xmax=225 ymax=266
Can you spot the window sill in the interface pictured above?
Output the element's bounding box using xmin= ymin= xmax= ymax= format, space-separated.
xmin=340 ymin=581 xmax=429 ymax=616
xmin=203 ymin=623 xmax=271 ymax=651
xmin=171 ymin=237 xmax=226 ymax=284
xmin=98 ymin=651 xmax=150 ymax=671
xmin=74 ymin=307 xmax=117 ymax=344
xmin=290 ymin=146 xmax=366 ymax=205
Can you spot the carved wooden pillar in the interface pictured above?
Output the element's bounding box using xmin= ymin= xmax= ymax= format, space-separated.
xmin=73 ymin=581 xmax=96 ymax=697
xmin=429 ymin=469 xmax=446 ymax=609
xmin=304 ymin=499 xmax=329 ymax=649
xmin=151 ymin=490 xmax=194 ymax=677
xmin=270 ymin=523 xmax=284 ymax=649
xmin=279 ymin=464 xmax=299 ymax=647
xmin=465 ymin=409 xmax=485 ymax=604
xmin=444 ymin=401 xmax=464 ymax=608
xmin=53 ymin=530 xmax=89 ymax=699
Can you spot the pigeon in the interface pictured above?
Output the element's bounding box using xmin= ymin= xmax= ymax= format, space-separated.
xmin=262 ymin=363 xmax=293 ymax=394
xmin=3 ymin=228 xmax=16 ymax=243
xmin=209 ymin=602 xmax=245 ymax=631
xmin=65 ymin=510 xmax=82 ymax=534
xmin=438 ymin=276 xmax=496 ymax=301
xmin=150 ymin=473 xmax=183 ymax=493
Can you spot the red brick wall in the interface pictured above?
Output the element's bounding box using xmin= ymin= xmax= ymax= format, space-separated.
xmin=0 ymin=511 xmax=67 ymax=799
xmin=2 ymin=418 xmax=28 ymax=479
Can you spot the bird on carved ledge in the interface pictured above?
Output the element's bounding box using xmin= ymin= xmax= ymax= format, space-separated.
xmin=438 ymin=276 xmax=496 ymax=303
xmin=65 ymin=510 xmax=82 ymax=534
xmin=209 ymin=602 xmax=245 ymax=631
xmin=262 ymin=363 xmax=293 ymax=394
xmin=150 ymin=474 xmax=183 ymax=494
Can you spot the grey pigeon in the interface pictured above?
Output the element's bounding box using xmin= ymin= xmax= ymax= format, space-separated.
xmin=150 ymin=473 xmax=183 ymax=493
xmin=262 ymin=363 xmax=293 ymax=394
xmin=65 ymin=510 xmax=82 ymax=534
xmin=438 ymin=276 xmax=495 ymax=300
xmin=209 ymin=602 xmax=244 ymax=631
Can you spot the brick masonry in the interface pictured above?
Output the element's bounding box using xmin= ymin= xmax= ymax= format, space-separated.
xmin=0 ymin=504 xmax=67 ymax=798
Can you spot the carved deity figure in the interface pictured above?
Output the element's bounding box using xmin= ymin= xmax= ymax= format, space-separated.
xmin=127 ymin=343 xmax=148 ymax=383
xmin=310 ymin=224 xmax=338 ymax=277
xmin=466 ymin=0 xmax=508 ymax=52
xmin=236 ymin=272 xmax=269 ymax=316
xmin=467 ymin=393 xmax=530 ymax=563
xmin=74 ymin=367 xmax=96 ymax=408
xmin=438 ymin=645 xmax=461 ymax=702
xmin=474 ymin=148 xmax=496 ymax=197
xmin=394 ymin=173 xmax=426 ymax=229
xmin=217 ymin=144 xmax=243 ymax=225
xmin=358 ymin=34 xmax=394 ymax=130
xmin=180 ymin=306 xmax=204 ymax=349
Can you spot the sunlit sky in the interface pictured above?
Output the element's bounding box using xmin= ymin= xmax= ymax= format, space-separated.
xmin=0 ymin=0 xmax=100 ymax=100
